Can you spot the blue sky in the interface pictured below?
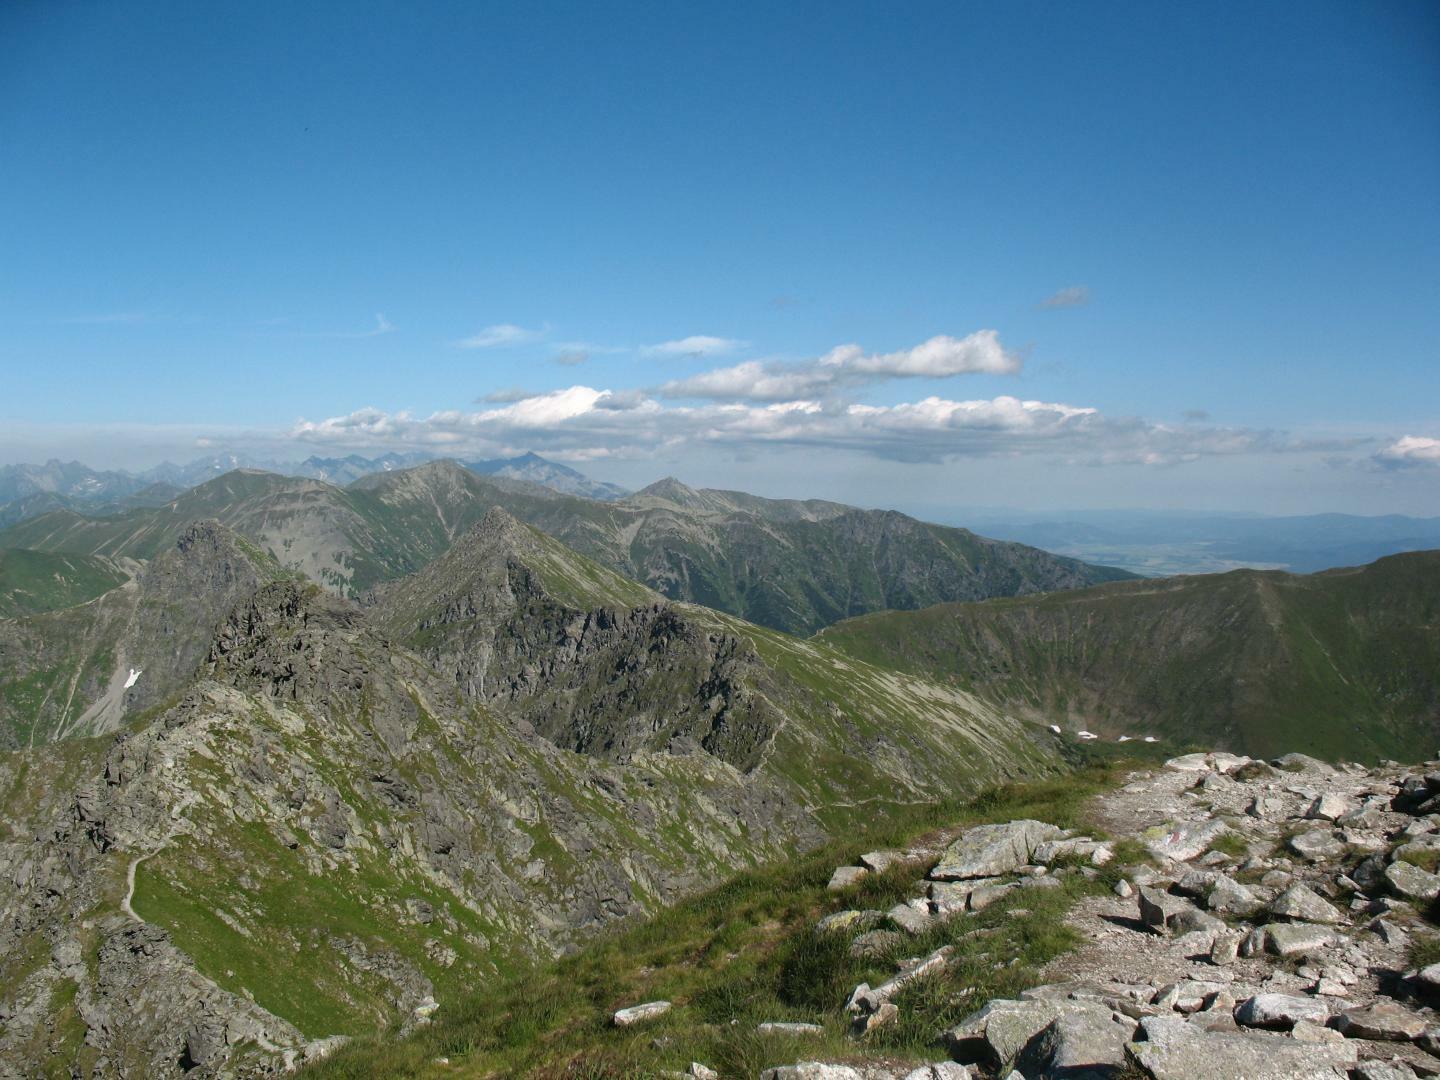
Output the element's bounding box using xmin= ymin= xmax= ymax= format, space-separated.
xmin=2 ymin=0 xmax=1438 ymax=515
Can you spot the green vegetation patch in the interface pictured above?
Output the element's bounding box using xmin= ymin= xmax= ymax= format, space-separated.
xmin=304 ymin=764 xmax=1130 ymax=1079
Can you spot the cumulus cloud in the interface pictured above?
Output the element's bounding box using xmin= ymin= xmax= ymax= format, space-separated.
xmin=291 ymin=385 xmax=1318 ymax=468
xmin=1375 ymin=435 xmax=1440 ymax=469
xmin=643 ymin=335 xmax=747 ymax=358
xmin=456 ymin=323 xmax=546 ymax=349
xmin=661 ymin=332 xmax=1021 ymax=401
xmin=1041 ymin=285 xmax=1091 ymax=309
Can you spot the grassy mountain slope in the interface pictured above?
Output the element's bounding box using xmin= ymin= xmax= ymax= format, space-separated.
xmin=819 ymin=551 xmax=1440 ymax=762
xmin=0 ymin=548 xmax=130 ymax=617
xmin=0 ymin=521 xmax=289 ymax=747
xmin=305 ymin=762 xmax=1135 ymax=1079
xmin=1 ymin=461 xmax=1134 ymax=635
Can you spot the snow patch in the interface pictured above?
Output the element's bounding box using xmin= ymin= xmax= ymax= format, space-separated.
xmin=124 ymin=668 xmax=142 ymax=689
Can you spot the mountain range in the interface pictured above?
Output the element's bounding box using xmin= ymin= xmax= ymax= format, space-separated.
xmin=0 ymin=461 xmax=1133 ymax=635
xmin=0 ymin=451 xmax=628 ymax=529
xmin=2 ymin=461 xmax=1440 ymax=1074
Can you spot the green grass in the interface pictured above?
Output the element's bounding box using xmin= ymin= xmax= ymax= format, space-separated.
xmin=1209 ymin=832 xmax=1251 ymax=858
xmin=303 ymin=763 xmax=1131 ymax=1079
xmin=0 ymin=547 xmax=129 ymax=617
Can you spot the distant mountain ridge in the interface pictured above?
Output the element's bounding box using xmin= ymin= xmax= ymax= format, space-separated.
xmin=967 ymin=508 xmax=1440 ymax=576
xmin=0 ymin=451 xmax=629 ymax=528
xmin=819 ymin=550 xmax=1440 ymax=762
xmin=0 ymin=461 xmax=1135 ymax=635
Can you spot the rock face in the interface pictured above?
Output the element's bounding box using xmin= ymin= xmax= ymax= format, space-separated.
xmin=373 ymin=510 xmax=779 ymax=769
xmin=930 ymin=820 xmax=1063 ymax=881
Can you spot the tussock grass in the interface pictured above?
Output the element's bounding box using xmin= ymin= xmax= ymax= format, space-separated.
xmin=304 ymin=763 xmax=1132 ymax=1079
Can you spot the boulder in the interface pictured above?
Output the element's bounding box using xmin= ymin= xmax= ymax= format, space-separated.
xmin=1165 ymin=753 xmax=1214 ymax=772
xmin=967 ymin=883 xmax=1016 ymax=911
xmin=859 ymin=849 xmax=921 ymax=873
xmin=1209 ymin=930 xmax=1242 ymax=966
xmin=1386 ymin=859 xmax=1440 ymax=901
xmin=901 ymin=1066 xmax=971 ymax=1080
xmin=1207 ymin=875 xmax=1262 ymax=917
xmin=613 ymin=1001 xmax=671 ymax=1026
xmin=1274 ymin=753 xmax=1338 ymax=775
xmin=849 ymin=1001 xmax=897 ymax=1036
xmin=1330 ymin=1001 xmax=1428 ymax=1041
xmin=1015 ymin=999 xmax=1134 ymax=1078
xmin=1138 ymin=886 xmax=1197 ymax=933
xmin=849 ymin=945 xmax=951 ymax=1013
xmin=887 ymin=902 xmax=933 ymax=935
xmin=946 ymin=997 xmax=1062 ymax=1066
xmin=1288 ymin=830 xmax=1348 ymax=861
xmin=1033 ymin=838 xmax=1114 ymax=866
xmin=756 ymin=1022 xmax=824 ymax=1037
xmin=1249 ymin=795 xmax=1284 ymax=820
xmin=762 ymin=1066 xmax=865 ymax=1080
xmin=1233 ymin=993 xmax=1330 ymax=1030
xmin=1268 ymin=883 xmax=1345 ymax=924
xmin=930 ymin=821 xmax=1062 ymax=881
xmin=826 ymin=866 xmax=869 ymax=891
xmin=1145 ymin=819 xmax=1229 ymax=862
xmin=1307 ymin=793 xmax=1353 ymax=821
xmin=849 ymin=929 xmax=902 ymax=959
xmin=1126 ymin=1015 xmax=1356 ymax=1079
xmin=1266 ymin=922 xmax=1337 ymax=956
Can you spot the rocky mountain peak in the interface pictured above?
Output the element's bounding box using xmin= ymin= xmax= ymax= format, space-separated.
xmin=633 ymin=476 xmax=703 ymax=506
xmin=207 ymin=581 xmax=369 ymax=701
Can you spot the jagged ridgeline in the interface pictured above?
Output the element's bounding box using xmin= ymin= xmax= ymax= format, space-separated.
xmin=818 ymin=551 xmax=1440 ymax=762
xmin=0 ymin=506 xmax=1054 ymax=1074
xmin=0 ymin=459 xmax=1134 ymax=635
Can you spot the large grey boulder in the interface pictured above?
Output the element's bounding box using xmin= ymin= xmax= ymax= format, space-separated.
xmin=1138 ymin=886 xmax=1196 ymax=933
xmin=1206 ymin=875 xmax=1261 ymax=917
xmin=1144 ymin=819 xmax=1229 ymax=862
xmin=946 ymin=997 xmax=1064 ymax=1065
xmin=1233 ymin=993 xmax=1330 ymax=1030
xmin=1386 ymin=859 xmax=1440 ymax=901
xmin=1268 ymin=883 xmax=1345 ymax=924
xmin=1288 ymin=830 xmax=1347 ymax=861
xmin=1267 ymin=922 xmax=1338 ymax=956
xmin=1330 ymin=1001 xmax=1428 ymax=1041
xmin=930 ymin=821 xmax=1062 ymax=881
xmin=1126 ymin=1015 xmax=1356 ymax=1079
xmin=1015 ymin=999 xmax=1134 ymax=1079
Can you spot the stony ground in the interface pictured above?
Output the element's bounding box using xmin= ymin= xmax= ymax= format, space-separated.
xmin=749 ymin=750 xmax=1440 ymax=1080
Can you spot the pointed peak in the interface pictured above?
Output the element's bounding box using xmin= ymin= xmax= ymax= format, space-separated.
xmin=634 ymin=476 xmax=701 ymax=504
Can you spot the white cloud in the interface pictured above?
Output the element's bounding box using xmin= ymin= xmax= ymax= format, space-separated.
xmin=1041 ymin=285 xmax=1091 ymax=309
xmin=643 ymin=335 xmax=747 ymax=358
xmin=1375 ymin=435 xmax=1440 ymax=469
xmin=456 ymin=323 xmax=546 ymax=349
xmin=661 ymin=331 xmax=1020 ymax=401
xmin=821 ymin=331 xmax=1021 ymax=377
xmin=291 ymin=386 xmax=1319 ymax=468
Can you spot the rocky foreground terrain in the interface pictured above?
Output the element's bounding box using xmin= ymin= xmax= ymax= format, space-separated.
xmin=656 ymin=751 xmax=1440 ymax=1079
